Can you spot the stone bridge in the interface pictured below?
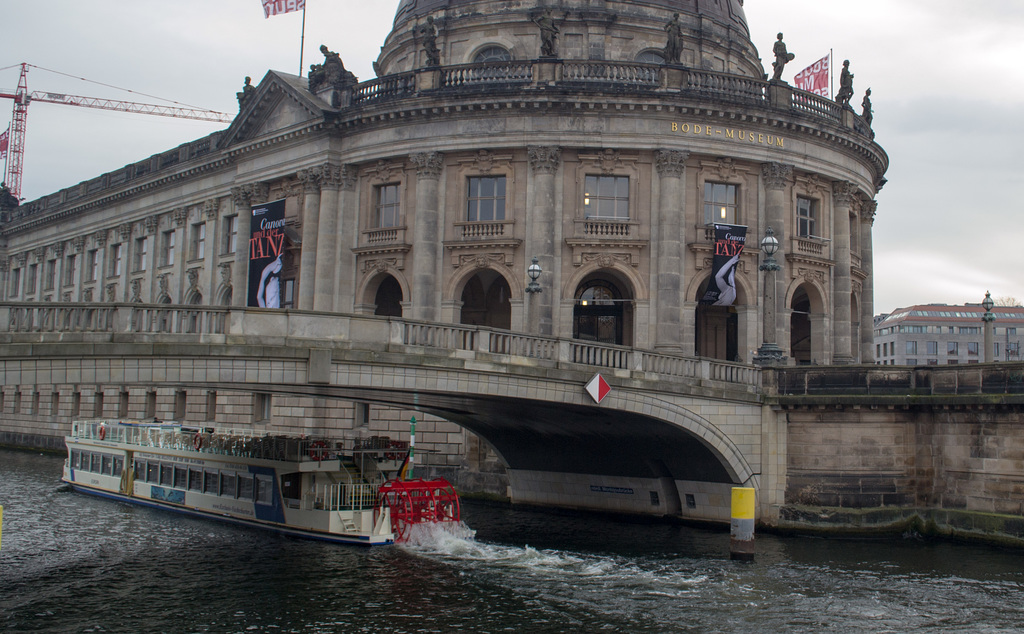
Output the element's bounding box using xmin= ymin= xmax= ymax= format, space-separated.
xmin=4 ymin=301 xmax=1024 ymax=543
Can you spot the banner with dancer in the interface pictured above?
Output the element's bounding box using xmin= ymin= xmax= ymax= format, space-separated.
xmin=248 ymin=199 xmax=287 ymax=308
xmin=700 ymin=224 xmax=746 ymax=306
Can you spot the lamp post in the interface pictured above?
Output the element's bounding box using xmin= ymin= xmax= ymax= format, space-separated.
xmin=525 ymin=256 xmax=542 ymax=333
xmin=982 ymin=290 xmax=995 ymax=363
xmin=753 ymin=226 xmax=786 ymax=366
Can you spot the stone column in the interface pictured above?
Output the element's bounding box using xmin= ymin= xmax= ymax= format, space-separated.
xmin=527 ymin=146 xmax=560 ymax=336
xmin=297 ymin=168 xmax=322 ymax=311
xmin=761 ymin=163 xmax=793 ymax=354
xmin=859 ymin=200 xmax=877 ymax=363
xmin=654 ymin=150 xmax=688 ymax=351
xmin=831 ymin=181 xmax=857 ymax=364
xmin=333 ymin=165 xmax=359 ymax=313
xmin=92 ymin=230 xmax=107 ymax=302
xmin=410 ymin=151 xmax=444 ymax=322
xmin=201 ymin=200 xmax=219 ymax=304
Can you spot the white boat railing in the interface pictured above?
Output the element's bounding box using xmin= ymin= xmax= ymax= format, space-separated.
xmin=321 ymin=482 xmax=380 ymax=511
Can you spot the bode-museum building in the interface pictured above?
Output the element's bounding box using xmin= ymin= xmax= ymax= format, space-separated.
xmin=0 ymin=1 xmax=886 ymax=472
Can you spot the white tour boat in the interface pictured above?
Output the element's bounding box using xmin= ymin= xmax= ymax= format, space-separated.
xmin=62 ymin=419 xmax=461 ymax=545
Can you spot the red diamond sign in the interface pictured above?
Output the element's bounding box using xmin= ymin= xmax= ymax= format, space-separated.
xmin=585 ymin=373 xmax=611 ymax=404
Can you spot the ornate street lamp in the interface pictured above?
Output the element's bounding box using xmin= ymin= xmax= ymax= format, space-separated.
xmin=982 ymin=290 xmax=995 ymax=363
xmin=753 ymin=226 xmax=786 ymax=366
xmin=526 ymin=256 xmax=542 ymax=294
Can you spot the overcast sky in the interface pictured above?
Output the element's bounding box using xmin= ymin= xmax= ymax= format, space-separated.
xmin=3 ymin=0 xmax=1022 ymax=314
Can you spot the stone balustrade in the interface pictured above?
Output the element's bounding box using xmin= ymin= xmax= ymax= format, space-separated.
xmin=0 ymin=301 xmax=760 ymax=391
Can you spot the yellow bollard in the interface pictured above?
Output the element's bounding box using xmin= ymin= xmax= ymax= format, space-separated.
xmin=730 ymin=487 xmax=755 ymax=561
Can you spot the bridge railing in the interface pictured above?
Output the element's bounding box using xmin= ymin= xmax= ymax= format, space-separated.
xmin=774 ymin=365 xmax=1024 ymax=397
xmin=0 ymin=302 xmax=759 ymax=390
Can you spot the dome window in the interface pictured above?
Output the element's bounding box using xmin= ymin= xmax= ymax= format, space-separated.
xmin=474 ymin=46 xmax=512 ymax=63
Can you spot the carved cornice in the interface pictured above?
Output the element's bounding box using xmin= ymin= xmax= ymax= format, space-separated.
xmin=861 ymin=199 xmax=878 ymax=225
xmin=53 ymin=242 xmax=65 ymax=258
xmin=320 ymin=164 xmax=350 ymax=191
xmin=411 ymin=151 xmax=444 ymax=180
xmin=143 ymin=216 xmax=159 ymax=236
xmin=172 ymin=207 xmax=188 ymax=228
xmin=33 ymin=246 xmax=44 ymax=262
xmin=118 ymin=222 xmax=132 ymax=241
xmin=528 ymin=146 xmax=561 ymax=174
xmin=72 ymin=236 xmax=85 ymax=253
xmin=340 ymin=165 xmax=358 ymax=192
xmin=297 ymin=166 xmax=323 ymax=193
xmin=761 ymin=162 xmax=793 ymax=191
xmin=16 ymin=252 xmax=27 ymax=266
xmin=832 ymin=180 xmax=858 ymax=206
xmin=231 ymin=183 xmax=270 ymax=207
xmin=655 ymin=149 xmax=689 ymax=178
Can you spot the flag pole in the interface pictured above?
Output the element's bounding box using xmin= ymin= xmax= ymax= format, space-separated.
xmin=299 ymin=6 xmax=307 ymax=76
xmin=829 ymin=48 xmax=834 ymax=100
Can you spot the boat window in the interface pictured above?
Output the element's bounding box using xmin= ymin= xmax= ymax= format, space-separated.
xmin=174 ymin=466 xmax=188 ymax=489
xmin=238 ymin=475 xmax=254 ymax=501
xmin=135 ymin=460 xmax=146 ymax=480
xmin=81 ymin=452 xmax=92 ymax=472
xmin=112 ymin=456 xmax=123 ymax=475
xmin=255 ymin=474 xmax=273 ymax=505
xmin=188 ymin=468 xmax=203 ymax=492
xmin=101 ymin=455 xmax=113 ymax=476
xmin=220 ymin=472 xmax=237 ymax=498
xmin=160 ymin=464 xmax=174 ymax=487
xmin=70 ymin=450 xmax=81 ymax=470
xmin=147 ymin=462 xmax=159 ymax=483
xmin=203 ymin=470 xmax=218 ymax=494
xmin=280 ymin=473 xmax=301 ymax=500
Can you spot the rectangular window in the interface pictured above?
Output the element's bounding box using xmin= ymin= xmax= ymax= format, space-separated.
xmin=875 ymin=343 xmax=881 ymax=358
xmin=466 ymin=176 xmax=507 ymax=222
xmin=119 ymin=391 xmax=129 ymax=418
xmin=188 ymin=468 xmax=203 ymax=492
xmin=220 ymin=471 xmax=237 ymax=498
xmin=254 ymin=393 xmax=271 ymax=423
xmin=375 ymin=184 xmax=400 ymax=228
xmin=86 ymin=249 xmax=99 ymax=282
xmin=967 ymin=342 xmax=979 ymax=356
xmin=584 ymin=175 xmax=630 ymax=220
xmin=703 ymin=182 xmax=737 ymax=224
xmin=64 ymin=254 xmax=77 ymax=285
xmin=905 ymin=341 xmax=917 ymax=355
xmin=134 ymin=237 xmax=148 ymax=272
xmin=26 ymin=263 xmax=37 ymax=294
xmin=109 ymin=244 xmax=122 ymax=277
xmin=203 ymin=470 xmax=219 ymax=494
xmin=189 ymin=222 xmax=206 ymax=260
xmin=948 ymin=341 xmax=959 ymax=355
xmin=44 ymin=259 xmax=56 ymax=291
xmin=906 ymin=359 xmax=917 ymax=366
xmin=959 ymin=327 xmax=981 ymax=335
xmin=222 ymin=215 xmax=238 ymax=254
xmin=9 ymin=268 xmax=20 ymax=297
xmin=160 ymin=230 xmax=176 ymax=267
xmin=995 ymin=343 xmax=1001 ymax=358
xmin=926 ymin=341 xmax=938 ymax=355
xmin=796 ymin=196 xmax=818 ymax=237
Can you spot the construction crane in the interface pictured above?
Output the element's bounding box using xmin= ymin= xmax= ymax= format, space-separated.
xmin=1 ymin=63 xmax=234 ymax=201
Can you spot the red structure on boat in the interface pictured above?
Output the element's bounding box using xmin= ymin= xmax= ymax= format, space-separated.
xmin=376 ymin=478 xmax=461 ymax=542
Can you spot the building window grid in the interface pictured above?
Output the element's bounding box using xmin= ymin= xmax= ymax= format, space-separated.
xmin=64 ymin=254 xmax=77 ymax=286
xmin=584 ymin=175 xmax=630 ymax=221
xmin=375 ymin=184 xmax=401 ymax=228
xmin=466 ymin=176 xmax=507 ymax=222
xmin=134 ymin=237 xmax=148 ymax=272
xmin=109 ymin=244 xmax=123 ymax=278
xmin=9 ymin=268 xmax=20 ymax=297
xmin=703 ymin=182 xmax=737 ymax=225
xmin=189 ymin=223 xmax=206 ymax=261
xmin=796 ymin=196 xmax=818 ymax=238
xmin=223 ymin=215 xmax=238 ymax=254
xmin=26 ymin=263 xmax=37 ymax=294
xmin=161 ymin=230 xmax=176 ymax=267
xmin=86 ymin=250 xmax=99 ymax=282
xmin=44 ymin=259 xmax=56 ymax=291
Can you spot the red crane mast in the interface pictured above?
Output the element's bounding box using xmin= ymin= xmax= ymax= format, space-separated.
xmin=1 ymin=63 xmax=233 ymax=200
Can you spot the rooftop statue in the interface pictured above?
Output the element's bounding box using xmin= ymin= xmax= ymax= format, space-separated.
xmin=836 ymin=59 xmax=854 ymax=107
xmin=416 ymin=16 xmax=441 ymax=67
xmin=664 ymin=13 xmax=684 ymax=64
xmin=308 ymin=44 xmax=357 ymax=94
xmin=861 ymin=88 xmax=873 ymax=126
xmin=532 ymin=10 xmax=562 ymax=58
xmin=771 ymin=33 xmax=794 ymax=82
xmin=0 ymin=182 xmax=19 ymax=208
xmin=236 ymin=76 xmax=255 ymax=109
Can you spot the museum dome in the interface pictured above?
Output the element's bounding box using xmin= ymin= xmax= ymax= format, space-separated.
xmin=381 ymin=0 xmax=759 ymax=77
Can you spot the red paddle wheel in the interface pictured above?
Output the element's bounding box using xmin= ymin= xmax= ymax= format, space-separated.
xmin=376 ymin=478 xmax=461 ymax=542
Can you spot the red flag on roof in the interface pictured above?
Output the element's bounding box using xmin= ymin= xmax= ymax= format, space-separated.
xmin=794 ymin=54 xmax=830 ymax=98
xmin=262 ymin=0 xmax=304 ymax=18
xmin=0 ymin=126 xmax=9 ymax=161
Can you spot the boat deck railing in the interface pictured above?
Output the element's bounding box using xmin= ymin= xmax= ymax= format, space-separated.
xmin=70 ymin=419 xmax=407 ymax=465
xmin=319 ymin=482 xmax=380 ymax=512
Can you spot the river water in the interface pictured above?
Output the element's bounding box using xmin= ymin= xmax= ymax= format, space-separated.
xmin=3 ymin=448 xmax=1024 ymax=633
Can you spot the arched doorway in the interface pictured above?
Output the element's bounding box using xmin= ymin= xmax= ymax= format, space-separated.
xmin=573 ymin=276 xmax=633 ymax=346
xmin=460 ymin=270 xmax=511 ymax=329
xmin=694 ymin=278 xmax=739 ymax=361
xmin=374 ymin=275 xmax=403 ymax=317
xmin=790 ymin=286 xmax=813 ymax=365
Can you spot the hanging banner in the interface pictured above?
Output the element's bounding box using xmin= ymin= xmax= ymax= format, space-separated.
xmin=700 ymin=224 xmax=746 ymax=306
xmin=248 ymin=199 xmax=287 ymax=308
xmin=794 ymin=54 xmax=830 ymax=98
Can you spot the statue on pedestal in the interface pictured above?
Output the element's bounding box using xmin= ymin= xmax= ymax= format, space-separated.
xmin=533 ymin=10 xmax=561 ymax=58
xmin=236 ymin=76 xmax=255 ymax=109
xmin=664 ymin=13 xmax=684 ymax=64
xmin=861 ymin=88 xmax=873 ymax=126
xmin=308 ymin=44 xmax=357 ymax=93
xmin=836 ymin=59 xmax=855 ymax=107
xmin=416 ymin=16 xmax=441 ymax=67
xmin=771 ymin=33 xmax=795 ymax=82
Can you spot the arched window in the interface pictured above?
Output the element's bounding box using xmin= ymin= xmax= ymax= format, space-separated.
xmin=474 ymin=46 xmax=512 ymax=63
xmin=574 ymin=279 xmax=629 ymax=345
xmin=635 ymin=50 xmax=665 ymax=64
xmin=374 ymin=276 xmax=403 ymax=317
